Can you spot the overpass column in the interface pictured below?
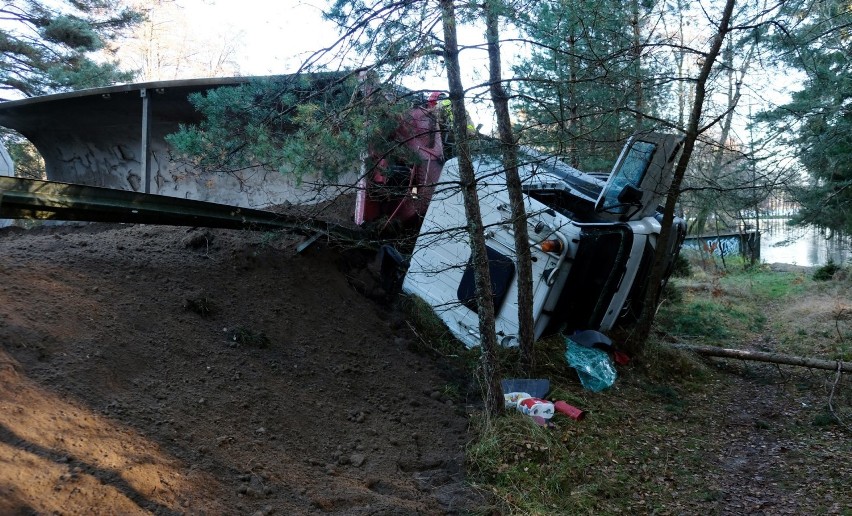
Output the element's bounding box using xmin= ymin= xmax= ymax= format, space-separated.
xmin=140 ymin=88 xmax=152 ymax=194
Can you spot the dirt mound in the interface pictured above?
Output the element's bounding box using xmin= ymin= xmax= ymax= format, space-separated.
xmin=0 ymin=222 xmax=484 ymax=514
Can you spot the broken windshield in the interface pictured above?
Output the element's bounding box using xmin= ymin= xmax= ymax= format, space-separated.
xmin=598 ymin=140 xmax=657 ymax=215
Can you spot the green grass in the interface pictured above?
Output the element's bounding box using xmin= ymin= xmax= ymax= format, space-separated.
xmin=461 ymin=261 xmax=851 ymax=514
xmin=656 ymin=294 xmax=769 ymax=343
xmin=656 ymin=267 xmax=819 ymax=345
xmin=466 ymin=363 xmax=731 ymax=514
xmin=462 ymin=335 xmax=727 ymax=514
xmin=719 ymin=268 xmax=809 ymax=300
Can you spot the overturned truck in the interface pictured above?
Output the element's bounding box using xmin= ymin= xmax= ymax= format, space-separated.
xmin=0 ymin=76 xmax=685 ymax=349
xmin=366 ymin=129 xmax=686 ymax=348
xmin=346 ymin=90 xmax=686 ymax=347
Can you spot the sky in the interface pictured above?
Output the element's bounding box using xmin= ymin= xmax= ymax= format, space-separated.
xmin=191 ymin=0 xmax=343 ymax=74
xmin=120 ymin=0 xmax=802 ymax=144
xmin=217 ymin=0 xmax=493 ymax=90
xmin=168 ymin=0 xmax=498 ymax=125
xmin=176 ymin=1 xmax=440 ymax=78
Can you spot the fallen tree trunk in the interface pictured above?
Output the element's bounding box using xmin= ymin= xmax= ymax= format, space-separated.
xmin=669 ymin=343 xmax=852 ymax=373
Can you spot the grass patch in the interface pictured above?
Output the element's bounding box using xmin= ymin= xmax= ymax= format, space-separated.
xmin=640 ymin=340 xmax=710 ymax=384
xmin=810 ymin=412 xmax=837 ymax=427
xmin=657 ymin=268 xmax=815 ymax=344
xmin=464 ymin=263 xmax=851 ymax=513
xmin=467 ymin=411 xmax=575 ymax=514
xmin=719 ymin=268 xmax=809 ymax=300
xmin=467 ymin=364 xmax=726 ymax=514
xmin=400 ymin=294 xmax=472 ymax=359
xmin=669 ymin=298 xmax=727 ymax=338
xmin=656 ymin=298 xmax=739 ymax=341
xmin=641 ymin=383 xmax=687 ymax=413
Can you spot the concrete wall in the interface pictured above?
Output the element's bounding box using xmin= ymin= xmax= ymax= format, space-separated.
xmin=0 ymin=143 xmax=13 ymax=227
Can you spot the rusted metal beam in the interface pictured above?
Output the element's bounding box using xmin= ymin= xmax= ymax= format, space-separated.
xmin=0 ymin=176 xmax=367 ymax=243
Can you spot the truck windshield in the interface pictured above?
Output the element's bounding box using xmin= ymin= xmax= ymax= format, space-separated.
xmin=599 ymin=141 xmax=656 ymax=214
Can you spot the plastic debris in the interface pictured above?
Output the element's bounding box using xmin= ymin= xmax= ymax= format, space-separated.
xmin=505 ymin=392 xmax=555 ymax=421
xmin=501 ymin=378 xmax=550 ymax=399
xmin=554 ymin=400 xmax=585 ymax=420
xmin=516 ymin=397 xmax=555 ymax=419
xmin=613 ymin=350 xmax=631 ymax=365
xmin=504 ymin=391 xmax=532 ymax=409
xmin=566 ymin=338 xmax=617 ymax=392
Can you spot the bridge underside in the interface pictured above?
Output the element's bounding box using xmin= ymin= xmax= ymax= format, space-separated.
xmin=0 ymin=75 xmax=356 ymax=209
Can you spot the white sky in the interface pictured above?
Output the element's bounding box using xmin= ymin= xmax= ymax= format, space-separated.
xmin=188 ymin=0 xmax=343 ymax=74
xmin=172 ymin=0 xmax=496 ymax=123
xmin=124 ymin=0 xmax=801 ymax=142
xmin=205 ymin=0 xmax=491 ymax=87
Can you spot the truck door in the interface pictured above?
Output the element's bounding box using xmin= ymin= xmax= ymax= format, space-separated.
xmin=594 ymin=133 xmax=683 ymax=222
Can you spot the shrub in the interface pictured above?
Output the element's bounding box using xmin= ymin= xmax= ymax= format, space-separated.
xmin=813 ymin=260 xmax=841 ymax=281
xmin=671 ymin=253 xmax=692 ymax=278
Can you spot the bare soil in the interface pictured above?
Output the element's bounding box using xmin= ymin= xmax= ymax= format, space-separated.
xmin=2 ymin=220 xmax=849 ymax=515
xmin=0 ymin=222 xmax=484 ymax=515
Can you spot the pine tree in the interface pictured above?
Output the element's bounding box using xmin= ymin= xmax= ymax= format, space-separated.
xmin=0 ymin=0 xmax=139 ymax=99
xmin=165 ymin=73 xmax=406 ymax=181
xmin=757 ymin=0 xmax=851 ymax=234
xmin=512 ymin=0 xmax=662 ymax=169
xmin=484 ymin=0 xmax=535 ymax=374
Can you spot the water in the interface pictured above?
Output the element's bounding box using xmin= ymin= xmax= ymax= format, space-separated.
xmin=758 ymin=218 xmax=851 ymax=267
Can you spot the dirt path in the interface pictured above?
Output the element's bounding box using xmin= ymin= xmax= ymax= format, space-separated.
xmin=706 ymin=361 xmax=850 ymax=515
xmin=0 ymin=223 xmax=485 ymax=515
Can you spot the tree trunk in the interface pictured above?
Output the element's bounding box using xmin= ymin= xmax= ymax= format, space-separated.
xmin=712 ymin=38 xmax=754 ymax=171
xmin=566 ymin=7 xmax=579 ymax=168
xmin=484 ymin=1 xmax=536 ymax=374
xmin=631 ymin=0 xmax=644 ymax=129
xmin=440 ymin=0 xmax=503 ymax=416
xmin=627 ymin=0 xmax=737 ymax=355
xmin=676 ymin=0 xmax=686 ymax=128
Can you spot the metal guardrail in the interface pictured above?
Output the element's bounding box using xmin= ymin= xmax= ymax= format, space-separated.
xmin=0 ymin=176 xmax=366 ymax=243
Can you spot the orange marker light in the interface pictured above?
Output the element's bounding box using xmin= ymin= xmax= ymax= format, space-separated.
xmin=540 ymin=239 xmax=563 ymax=254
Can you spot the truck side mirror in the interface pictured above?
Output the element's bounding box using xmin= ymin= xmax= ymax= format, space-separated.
xmin=617 ymin=183 xmax=643 ymax=206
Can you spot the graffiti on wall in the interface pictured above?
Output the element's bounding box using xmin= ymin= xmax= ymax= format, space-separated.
xmin=682 ymin=232 xmax=760 ymax=260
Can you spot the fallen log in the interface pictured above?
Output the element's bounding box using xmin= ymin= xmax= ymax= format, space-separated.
xmin=669 ymin=343 xmax=852 ymax=373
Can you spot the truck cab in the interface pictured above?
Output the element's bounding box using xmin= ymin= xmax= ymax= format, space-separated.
xmin=401 ymin=132 xmax=685 ymax=348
